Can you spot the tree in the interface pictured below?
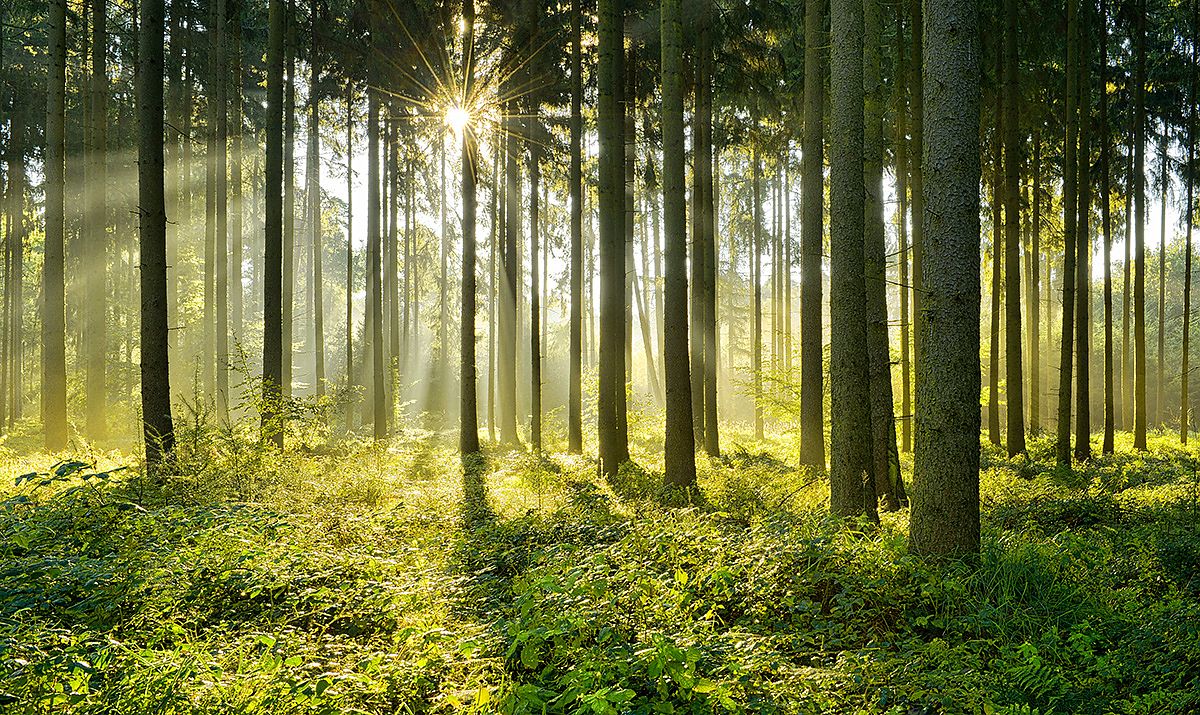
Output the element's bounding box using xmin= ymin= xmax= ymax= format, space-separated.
xmin=1003 ymin=0 xmax=1026 ymax=456
xmin=262 ymin=0 xmax=285 ymax=448
xmin=529 ymin=143 xmax=543 ymax=451
xmin=44 ymin=0 xmax=68 ymax=452
xmin=661 ymin=0 xmax=695 ymax=490
xmin=1183 ymin=0 xmax=1197 ymax=445
xmin=460 ymin=0 xmax=480 ymax=455
xmin=1134 ymin=0 xmax=1148 ymax=450
xmin=1056 ymin=0 xmax=1080 ymax=465
xmin=213 ymin=0 xmax=229 ymax=417
xmin=864 ymin=0 xmax=903 ymax=508
xmin=309 ymin=0 xmax=325 ymax=398
xmin=799 ymin=0 xmax=826 ymax=469
xmin=829 ymin=0 xmax=875 ymax=520
xmin=1101 ymin=0 xmax=1116 ymax=454
xmin=139 ymin=0 xmax=175 ymax=468
xmin=597 ymin=0 xmax=628 ymax=478
xmin=1075 ymin=0 xmax=1092 ymax=462
xmin=699 ymin=0 xmax=719 ymax=456
xmin=86 ymin=0 xmax=108 ymax=442
xmin=568 ymin=0 xmax=583 ymax=454
xmin=911 ymin=0 xmax=982 ymax=555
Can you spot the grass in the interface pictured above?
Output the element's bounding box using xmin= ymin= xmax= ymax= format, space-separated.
xmin=1 ymin=420 xmax=1199 ymax=714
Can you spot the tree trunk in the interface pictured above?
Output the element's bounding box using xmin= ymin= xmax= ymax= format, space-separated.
xmin=214 ymin=0 xmax=229 ymax=417
xmin=1056 ymin=0 xmax=1080 ymax=465
xmin=864 ymin=0 xmax=903 ymax=510
xmin=568 ymin=0 xmax=583 ymax=454
xmin=1134 ymin=0 xmax=1148 ymax=450
xmin=262 ymin=0 xmax=285 ymax=447
xmin=310 ymin=3 xmax=324 ymax=398
xmin=1157 ymin=138 xmax=1167 ymax=428
xmin=1075 ymin=1 xmax=1092 ymax=461
xmin=909 ymin=0 xmax=926 ymax=391
xmin=530 ymin=145 xmax=542 ymax=451
xmin=701 ymin=0 xmax=719 ymax=455
xmin=1004 ymin=0 xmax=1026 ymax=455
xmin=662 ymin=0 xmax=696 ymax=490
xmin=86 ymin=0 xmax=108 ymax=442
xmin=367 ymin=76 xmax=386 ymax=439
xmin=500 ymin=101 xmax=520 ymax=445
xmin=895 ymin=9 xmax=912 ymax=453
xmin=829 ymin=0 xmax=875 ymax=520
xmin=1031 ymin=130 xmax=1042 ymax=432
xmin=1183 ymin=0 xmax=1197 ymax=445
xmin=139 ymin=0 xmax=175 ymax=468
xmin=346 ymin=83 xmax=355 ymax=431
xmin=799 ymin=0 xmax=826 ymax=468
xmin=598 ymin=0 xmax=628 ymax=477
xmin=1101 ymin=0 xmax=1116 ymax=453
xmin=460 ymin=0 xmax=480 ymax=454
xmin=282 ymin=2 xmax=296 ymax=398
xmin=752 ymin=139 xmax=765 ymax=441
xmin=230 ymin=9 xmax=244 ymax=354
xmin=43 ymin=0 xmax=68 ymax=451
xmin=910 ymin=0 xmax=981 ymax=556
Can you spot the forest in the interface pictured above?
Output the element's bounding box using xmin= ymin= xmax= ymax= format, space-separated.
xmin=1 ymin=0 xmax=1199 ymax=711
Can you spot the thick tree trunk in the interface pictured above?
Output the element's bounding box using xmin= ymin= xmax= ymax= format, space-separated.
xmin=1075 ymin=2 xmax=1092 ymax=461
xmin=568 ymin=0 xmax=583 ymax=453
xmin=598 ymin=0 xmax=628 ymax=477
xmin=829 ymin=0 xmax=875 ymax=520
xmin=799 ymin=0 xmax=826 ymax=468
xmin=661 ymin=0 xmax=695 ymax=490
xmin=910 ymin=0 xmax=981 ymax=556
xmin=499 ymin=101 xmax=520 ymax=445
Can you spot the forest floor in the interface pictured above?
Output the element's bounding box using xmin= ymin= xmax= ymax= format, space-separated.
xmin=1 ymin=417 xmax=1199 ymax=714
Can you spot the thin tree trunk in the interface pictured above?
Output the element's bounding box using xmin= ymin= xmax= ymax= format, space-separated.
xmin=310 ymin=2 xmax=324 ymax=397
xmin=1134 ymin=0 xmax=1148 ymax=450
xmin=262 ymin=0 xmax=285 ymax=447
xmin=86 ymin=0 xmax=107 ymax=442
xmin=1004 ymin=0 xmax=1026 ymax=455
xmin=1102 ymin=0 xmax=1116 ymax=453
xmin=346 ymin=82 xmax=355 ymax=431
xmin=895 ymin=11 xmax=911 ymax=452
xmin=530 ymin=145 xmax=542 ymax=451
xmin=231 ymin=9 xmax=244 ymax=353
xmin=1184 ymin=0 xmax=1197 ymax=445
xmin=43 ymin=0 xmax=68 ymax=451
xmin=459 ymin=0 xmax=479 ymax=453
xmin=568 ymin=0 xmax=583 ymax=453
xmin=1075 ymin=0 xmax=1093 ymax=461
xmin=1057 ymin=0 xmax=1080 ymax=464
xmin=1031 ymin=129 xmax=1042 ymax=432
xmin=752 ymin=140 xmax=765 ymax=441
xmin=367 ymin=57 xmax=386 ymax=439
xmin=214 ymin=0 xmax=229 ymax=417
xmin=282 ymin=1 xmax=295 ymax=398
xmin=1157 ymin=138 xmax=1167 ymax=428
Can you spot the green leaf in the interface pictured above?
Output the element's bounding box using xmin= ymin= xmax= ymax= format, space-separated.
xmin=520 ymin=641 xmax=540 ymax=670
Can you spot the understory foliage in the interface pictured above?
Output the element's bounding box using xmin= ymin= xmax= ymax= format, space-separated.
xmin=1 ymin=426 xmax=1199 ymax=714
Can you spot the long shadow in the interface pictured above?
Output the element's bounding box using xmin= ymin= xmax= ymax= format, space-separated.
xmin=460 ymin=450 xmax=496 ymax=531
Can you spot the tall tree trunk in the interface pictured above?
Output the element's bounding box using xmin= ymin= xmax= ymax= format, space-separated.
xmin=799 ymin=0 xmax=826 ymax=468
xmin=1123 ymin=129 xmax=1134 ymax=428
xmin=829 ymin=0 xmax=875 ymax=520
xmin=597 ymin=0 xmax=628 ymax=477
xmin=529 ymin=145 xmax=542 ymax=451
xmin=1075 ymin=0 xmax=1092 ymax=461
xmin=752 ymin=138 xmax=765 ymax=441
xmin=910 ymin=0 xmax=981 ymax=556
xmin=499 ymin=101 xmax=520 ymax=445
xmin=1056 ymin=0 xmax=1080 ymax=465
xmin=44 ymin=0 xmax=68 ymax=451
xmin=460 ymin=0 xmax=480 ymax=454
xmin=139 ymin=0 xmax=175 ymax=468
xmin=568 ymin=0 xmax=583 ymax=454
xmin=662 ymin=0 xmax=696 ymax=490
xmin=864 ymin=0 xmax=903 ymax=509
xmin=214 ymin=0 xmax=229 ymax=417
xmin=86 ymin=0 xmax=108 ymax=442
xmin=1101 ymin=0 xmax=1116 ymax=453
xmin=367 ymin=68 xmax=386 ymax=439
xmin=282 ymin=2 xmax=296 ymax=399
xmin=988 ymin=121 xmax=1002 ymax=445
xmin=230 ymin=8 xmax=244 ymax=353
xmin=1157 ymin=138 xmax=1167 ymax=427
xmin=346 ymin=83 xmax=355 ymax=431
xmin=701 ymin=0 xmax=719 ymax=455
xmin=310 ymin=2 xmax=324 ymax=397
xmin=909 ymin=0 xmax=926 ymax=392
xmin=6 ymin=105 xmax=24 ymax=428
xmin=894 ymin=9 xmax=912 ymax=453
xmin=1031 ymin=130 xmax=1042 ymax=432
xmin=1183 ymin=0 xmax=1197 ymax=444
xmin=622 ymin=46 xmax=635 ymax=434
xmin=262 ymin=0 xmax=285 ymax=447
xmin=1004 ymin=0 xmax=1026 ymax=455
xmin=1134 ymin=0 xmax=1148 ymax=450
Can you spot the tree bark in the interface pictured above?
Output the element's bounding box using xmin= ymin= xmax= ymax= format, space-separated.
xmin=460 ymin=0 xmax=480 ymax=454
xmin=799 ymin=0 xmax=826 ymax=468
xmin=1101 ymin=0 xmax=1116 ymax=454
xmin=86 ymin=0 xmax=108 ymax=442
xmin=262 ymin=0 xmax=285 ymax=447
xmin=1134 ymin=0 xmax=1148 ymax=450
xmin=43 ymin=0 xmax=68 ymax=451
xmin=1056 ymin=0 xmax=1080 ymax=465
xmin=911 ymin=0 xmax=981 ymax=556
xmin=1004 ymin=0 xmax=1026 ymax=455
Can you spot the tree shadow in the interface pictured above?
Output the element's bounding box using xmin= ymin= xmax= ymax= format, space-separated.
xmin=460 ymin=450 xmax=496 ymax=531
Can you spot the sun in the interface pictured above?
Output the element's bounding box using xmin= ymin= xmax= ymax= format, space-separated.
xmin=444 ymin=105 xmax=471 ymax=136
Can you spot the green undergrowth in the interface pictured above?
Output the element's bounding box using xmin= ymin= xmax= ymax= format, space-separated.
xmin=1 ymin=427 xmax=1198 ymax=714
